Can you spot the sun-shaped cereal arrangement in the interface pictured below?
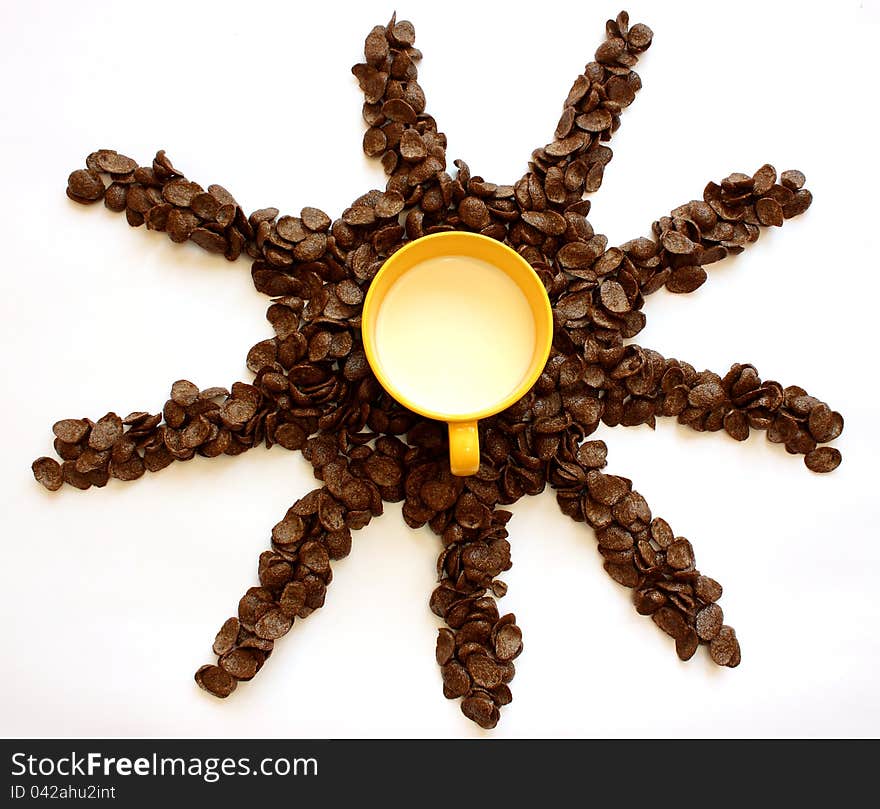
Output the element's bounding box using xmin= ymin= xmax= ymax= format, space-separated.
xmin=33 ymin=11 xmax=843 ymax=729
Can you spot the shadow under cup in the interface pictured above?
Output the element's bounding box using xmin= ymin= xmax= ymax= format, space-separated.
xmin=361 ymin=232 xmax=553 ymax=476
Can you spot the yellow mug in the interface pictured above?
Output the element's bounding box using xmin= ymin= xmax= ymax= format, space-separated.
xmin=361 ymin=232 xmax=553 ymax=476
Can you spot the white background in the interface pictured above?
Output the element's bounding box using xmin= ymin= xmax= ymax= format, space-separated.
xmin=1 ymin=0 xmax=878 ymax=738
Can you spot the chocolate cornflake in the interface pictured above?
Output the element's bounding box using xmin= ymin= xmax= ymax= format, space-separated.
xmin=36 ymin=9 xmax=841 ymax=730
xmin=32 ymin=457 xmax=63 ymax=491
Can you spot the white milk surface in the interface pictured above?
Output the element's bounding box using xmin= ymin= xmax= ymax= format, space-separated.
xmin=374 ymin=255 xmax=536 ymax=416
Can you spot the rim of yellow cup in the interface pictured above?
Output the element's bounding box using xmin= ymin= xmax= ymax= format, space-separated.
xmin=361 ymin=231 xmax=554 ymax=423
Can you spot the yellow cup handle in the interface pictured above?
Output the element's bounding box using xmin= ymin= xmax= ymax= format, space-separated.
xmin=448 ymin=421 xmax=480 ymax=477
